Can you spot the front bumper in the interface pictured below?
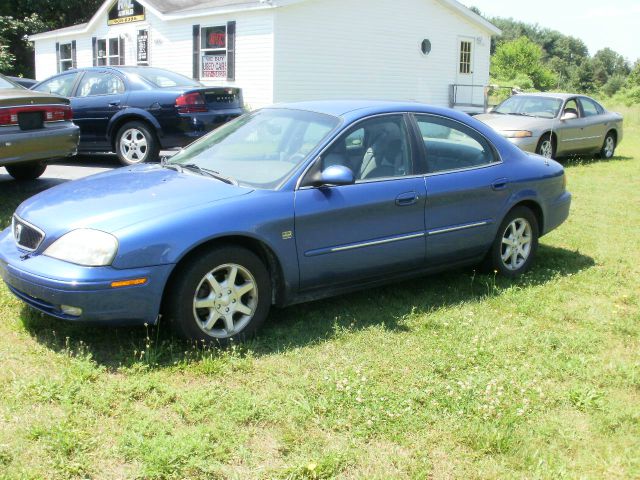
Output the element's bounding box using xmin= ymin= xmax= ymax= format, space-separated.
xmin=0 ymin=228 xmax=173 ymax=326
xmin=506 ymin=136 xmax=539 ymax=154
xmin=0 ymin=122 xmax=79 ymax=166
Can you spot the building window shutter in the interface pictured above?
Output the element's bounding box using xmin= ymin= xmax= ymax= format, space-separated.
xmin=92 ymin=37 xmax=97 ymax=66
xmin=226 ymin=21 xmax=236 ymax=81
xmin=71 ymin=40 xmax=77 ymax=69
xmin=192 ymin=24 xmax=200 ymax=80
xmin=55 ymin=42 xmax=60 ymax=73
xmin=119 ymin=36 xmax=125 ymax=65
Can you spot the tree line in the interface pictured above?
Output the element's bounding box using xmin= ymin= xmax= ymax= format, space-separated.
xmin=477 ymin=10 xmax=640 ymax=105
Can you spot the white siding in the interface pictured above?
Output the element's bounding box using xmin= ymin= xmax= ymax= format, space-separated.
xmin=33 ymin=8 xmax=275 ymax=108
xmin=273 ymin=0 xmax=491 ymax=107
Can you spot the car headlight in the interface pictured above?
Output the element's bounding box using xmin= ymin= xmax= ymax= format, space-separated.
xmin=499 ymin=130 xmax=533 ymax=138
xmin=44 ymin=229 xmax=118 ymax=266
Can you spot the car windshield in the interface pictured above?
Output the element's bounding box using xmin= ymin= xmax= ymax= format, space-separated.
xmin=494 ymin=96 xmax=563 ymax=119
xmin=168 ymin=108 xmax=340 ymax=189
xmin=0 ymin=76 xmax=19 ymax=89
xmin=124 ymin=68 xmax=201 ymax=88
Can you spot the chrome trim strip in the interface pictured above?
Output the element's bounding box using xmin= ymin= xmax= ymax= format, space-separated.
xmin=305 ymin=231 xmax=425 ymax=257
xmin=12 ymin=214 xmax=46 ymax=252
xmin=428 ymin=221 xmax=489 ymax=236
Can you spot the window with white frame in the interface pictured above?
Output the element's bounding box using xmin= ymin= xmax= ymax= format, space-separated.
xmin=95 ymin=37 xmax=123 ymax=66
xmin=200 ymin=25 xmax=227 ymax=79
xmin=59 ymin=43 xmax=73 ymax=71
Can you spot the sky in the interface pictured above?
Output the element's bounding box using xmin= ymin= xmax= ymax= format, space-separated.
xmin=461 ymin=0 xmax=640 ymax=63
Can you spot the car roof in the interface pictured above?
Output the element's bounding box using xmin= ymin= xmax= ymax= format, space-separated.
xmin=265 ymin=100 xmax=468 ymax=120
xmin=512 ymin=92 xmax=589 ymax=101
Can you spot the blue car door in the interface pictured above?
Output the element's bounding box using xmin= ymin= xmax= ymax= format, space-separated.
xmin=71 ymin=70 xmax=128 ymax=150
xmin=411 ymin=114 xmax=510 ymax=266
xmin=294 ymin=114 xmax=427 ymax=291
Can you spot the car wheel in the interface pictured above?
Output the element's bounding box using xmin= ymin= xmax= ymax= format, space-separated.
xmin=115 ymin=121 xmax=159 ymax=166
xmin=165 ymin=246 xmax=271 ymax=343
xmin=536 ymin=134 xmax=555 ymax=159
xmin=600 ymin=132 xmax=616 ymax=159
xmin=484 ymin=206 xmax=539 ymax=278
xmin=5 ymin=161 xmax=47 ymax=181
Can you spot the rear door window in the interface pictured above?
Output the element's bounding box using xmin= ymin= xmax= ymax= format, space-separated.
xmin=76 ymin=72 xmax=125 ymax=97
xmin=414 ymin=114 xmax=496 ymax=173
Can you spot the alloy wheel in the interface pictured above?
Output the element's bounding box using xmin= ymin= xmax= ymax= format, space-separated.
xmin=192 ymin=263 xmax=258 ymax=338
xmin=119 ymin=128 xmax=149 ymax=163
xmin=500 ymin=218 xmax=533 ymax=271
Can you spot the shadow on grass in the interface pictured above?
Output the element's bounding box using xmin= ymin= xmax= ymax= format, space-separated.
xmin=559 ymin=153 xmax=633 ymax=168
xmin=19 ymin=244 xmax=595 ymax=370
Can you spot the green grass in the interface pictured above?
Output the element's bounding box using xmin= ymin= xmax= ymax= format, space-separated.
xmin=1 ymin=107 xmax=639 ymax=479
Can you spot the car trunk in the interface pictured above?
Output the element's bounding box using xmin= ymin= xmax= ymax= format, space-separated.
xmin=0 ymin=89 xmax=71 ymax=131
xmin=192 ymin=87 xmax=243 ymax=110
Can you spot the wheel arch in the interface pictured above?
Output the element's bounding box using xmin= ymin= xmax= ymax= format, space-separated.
xmin=161 ymin=235 xmax=287 ymax=311
xmin=509 ymin=199 xmax=544 ymax=234
xmin=108 ymin=110 xmax=162 ymax=150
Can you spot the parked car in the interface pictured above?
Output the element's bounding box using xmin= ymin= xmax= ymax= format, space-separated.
xmin=8 ymin=76 xmax=37 ymax=89
xmin=32 ymin=66 xmax=244 ymax=165
xmin=0 ymin=74 xmax=79 ymax=180
xmin=476 ymin=93 xmax=623 ymax=159
xmin=0 ymin=101 xmax=571 ymax=342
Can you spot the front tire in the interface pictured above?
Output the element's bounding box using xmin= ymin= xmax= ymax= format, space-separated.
xmin=536 ymin=134 xmax=555 ymax=159
xmin=600 ymin=132 xmax=616 ymax=159
xmin=5 ymin=161 xmax=47 ymax=181
xmin=115 ymin=121 xmax=159 ymax=166
xmin=485 ymin=207 xmax=539 ymax=278
xmin=165 ymin=246 xmax=271 ymax=343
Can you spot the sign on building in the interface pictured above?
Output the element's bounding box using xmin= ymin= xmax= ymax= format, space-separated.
xmin=108 ymin=0 xmax=145 ymax=25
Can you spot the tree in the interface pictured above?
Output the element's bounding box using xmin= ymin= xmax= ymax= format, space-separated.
xmin=0 ymin=0 xmax=102 ymax=77
xmin=491 ymin=36 xmax=556 ymax=90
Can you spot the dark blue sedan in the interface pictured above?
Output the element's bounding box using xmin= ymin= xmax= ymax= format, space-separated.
xmin=32 ymin=66 xmax=243 ymax=165
xmin=0 ymin=101 xmax=571 ymax=342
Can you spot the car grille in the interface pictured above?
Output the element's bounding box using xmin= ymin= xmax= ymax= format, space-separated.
xmin=12 ymin=215 xmax=44 ymax=251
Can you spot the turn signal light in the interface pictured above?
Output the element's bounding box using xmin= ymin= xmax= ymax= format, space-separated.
xmin=0 ymin=105 xmax=72 ymax=126
xmin=111 ymin=278 xmax=148 ymax=288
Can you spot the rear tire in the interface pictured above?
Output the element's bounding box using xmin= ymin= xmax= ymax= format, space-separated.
xmin=115 ymin=121 xmax=159 ymax=166
xmin=599 ymin=132 xmax=616 ymax=159
xmin=483 ymin=206 xmax=539 ymax=278
xmin=164 ymin=246 xmax=271 ymax=344
xmin=536 ymin=134 xmax=555 ymax=159
xmin=5 ymin=162 xmax=47 ymax=181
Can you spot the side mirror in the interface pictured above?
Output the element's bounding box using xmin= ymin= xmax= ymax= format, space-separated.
xmin=318 ymin=165 xmax=355 ymax=187
xmin=486 ymin=106 xmax=495 ymax=113
xmin=561 ymin=112 xmax=578 ymax=121
xmin=304 ymin=163 xmax=355 ymax=187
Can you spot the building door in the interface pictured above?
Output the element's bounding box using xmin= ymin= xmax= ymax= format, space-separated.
xmin=455 ymin=36 xmax=477 ymax=108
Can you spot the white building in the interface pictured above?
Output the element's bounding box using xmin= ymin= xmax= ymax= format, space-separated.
xmin=29 ymin=0 xmax=500 ymax=112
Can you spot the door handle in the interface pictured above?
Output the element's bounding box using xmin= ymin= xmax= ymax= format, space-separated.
xmin=491 ymin=178 xmax=509 ymax=191
xmin=395 ymin=191 xmax=419 ymax=206
xmin=108 ymin=101 xmax=121 ymax=108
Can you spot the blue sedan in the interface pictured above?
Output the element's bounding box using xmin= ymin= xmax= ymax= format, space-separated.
xmin=32 ymin=66 xmax=243 ymax=165
xmin=0 ymin=101 xmax=571 ymax=342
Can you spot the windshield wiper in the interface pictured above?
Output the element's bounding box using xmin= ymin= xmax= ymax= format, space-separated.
xmin=180 ymin=163 xmax=238 ymax=185
xmin=508 ymin=112 xmax=535 ymax=117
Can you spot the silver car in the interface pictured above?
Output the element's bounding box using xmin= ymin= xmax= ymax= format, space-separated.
xmin=476 ymin=93 xmax=623 ymax=159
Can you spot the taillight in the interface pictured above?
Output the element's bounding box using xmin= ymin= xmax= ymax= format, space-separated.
xmin=43 ymin=105 xmax=73 ymax=122
xmin=0 ymin=104 xmax=72 ymax=126
xmin=176 ymin=92 xmax=208 ymax=113
xmin=0 ymin=109 xmax=18 ymax=126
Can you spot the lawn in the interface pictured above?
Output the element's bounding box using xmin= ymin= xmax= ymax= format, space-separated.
xmin=0 ymin=107 xmax=639 ymax=480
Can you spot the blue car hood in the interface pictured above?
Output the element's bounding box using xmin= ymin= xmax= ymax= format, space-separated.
xmin=16 ymin=164 xmax=253 ymax=235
